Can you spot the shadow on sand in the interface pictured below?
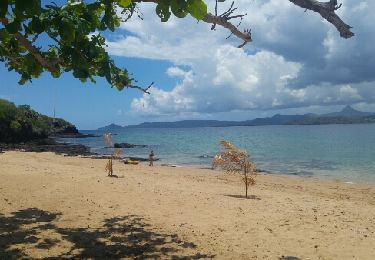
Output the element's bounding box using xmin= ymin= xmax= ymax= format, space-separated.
xmin=279 ymin=256 xmax=301 ymax=260
xmin=0 ymin=208 xmax=214 ymax=259
xmin=224 ymin=194 xmax=261 ymax=200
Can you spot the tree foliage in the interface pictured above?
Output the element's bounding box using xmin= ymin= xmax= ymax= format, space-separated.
xmin=0 ymin=0 xmax=354 ymax=92
xmin=213 ymin=140 xmax=257 ymax=198
xmin=0 ymin=0 xmax=209 ymax=92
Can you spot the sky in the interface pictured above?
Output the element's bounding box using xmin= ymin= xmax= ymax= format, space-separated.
xmin=1 ymin=0 xmax=375 ymax=130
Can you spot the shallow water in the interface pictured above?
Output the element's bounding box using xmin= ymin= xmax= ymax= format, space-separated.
xmin=62 ymin=124 xmax=375 ymax=183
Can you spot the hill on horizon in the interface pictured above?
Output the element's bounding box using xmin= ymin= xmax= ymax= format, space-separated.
xmin=322 ymin=105 xmax=375 ymax=117
xmin=97 ymin=105 xmax=375 ymax=131
xmin=0 ymin=99 xmax=79 ymax=143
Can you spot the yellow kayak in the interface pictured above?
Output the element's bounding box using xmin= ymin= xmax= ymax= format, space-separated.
xmin=124 ymin=159 xmax=139 ymax=165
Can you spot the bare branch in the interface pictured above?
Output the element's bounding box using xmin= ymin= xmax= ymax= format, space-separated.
xmin=131 ymin=0 xmax=252 ymax=47
xmin=289 ymin=0 xmax=354 ymax=38
xmin=0 ymin=18 xmax=58 ymax=72
xmin=127 ymin=81 xmax=154 ymax=94
xmin=13 ymin=34 xmax=58 ymax=72
xmin=132 ymin=0 xmax=353 ymax=44
xmin=203 ymin=13 xmax=252 ymax=47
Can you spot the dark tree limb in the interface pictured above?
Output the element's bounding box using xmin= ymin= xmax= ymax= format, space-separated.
xmin=289 ymin=0 xmax=354 ymax=38
xmin=13 ymin=34 xmax=58 ymax=72
xmin=127 ymin=81 xmax=154 ymax=94
xmin=203 ymin=13 xmax=252 ymax=47
xmin=0 ymin=18 xmax=58 ymax=72
xmin=132 ymin=0 xmax=252 ymax=47
xmin=204 ymin=1 xmax=251 ymax=48
xmin=133 ymin=0 xmax=353 ymax=47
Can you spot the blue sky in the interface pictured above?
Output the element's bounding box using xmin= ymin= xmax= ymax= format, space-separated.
xmin=0 ymin=57 xmax=178 ymax=129
xmin=1 ymin=0 xmax=375 ymax=129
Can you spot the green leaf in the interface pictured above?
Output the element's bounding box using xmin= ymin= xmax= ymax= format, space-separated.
xmin=5 ymin=19 xmax=21 ymax=34
xmin=156 ymin=2 xmax=171 ymax=22
xmin=51 ymin=70 xmax=61 ymax=78
xmin=15 ymin=0 xmax=41 ymax=16
xmin=116 ymin=0 xmax=131 ymax=8
xmin=10 ymin=120 xmax=21 ymax=131
xmin=29 ymin=18 xmax=44 ymax=34
xmin=58 ymin=18 xmax=76 ymax=42
xmin=103 ymin=5 xmax=117 ymax=31
xmin=171 ymin=0 xmax=188 ymax=18
xmin=0 ymin=28 xmax=8 ymax=38
xmin=73 ymin=68 xmax=89 ymax=79
xmin=187 ymin=0 xmax=207 ymax=20
xmin=0 ymin=0 xmax=7 ymax=18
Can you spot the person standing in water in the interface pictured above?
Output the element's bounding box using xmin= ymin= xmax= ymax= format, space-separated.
xmin=149 ymin=150 xmax=155 ymax=166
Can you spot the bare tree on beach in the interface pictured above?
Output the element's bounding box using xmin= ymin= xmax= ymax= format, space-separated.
xmin=103 ymin=133 xmax=122 ymax=177
xmin=213 ymin=140 xmax=257 ymax=198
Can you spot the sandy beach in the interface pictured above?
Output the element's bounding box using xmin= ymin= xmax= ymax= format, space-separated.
xmin=1 ymin=151 xmax=375 ymax=259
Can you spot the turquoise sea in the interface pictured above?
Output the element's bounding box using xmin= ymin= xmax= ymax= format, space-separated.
xmin=61 ymin=124 xmax=375 ymax=183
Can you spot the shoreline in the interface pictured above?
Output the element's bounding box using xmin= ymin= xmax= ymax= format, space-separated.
xmin=0 ymin=137 xmax=96 ymax=156
xmin=160 ymin=162 xmax=375 ymax=186
xmin=1 ymin=151 xmax=375 ymax=259
xmin=65 ymin=139 xmax=375 ymax=185
xmin=2 ymin=136 xmax=373 ymax=185
xmin=2 ymin=135 xmax=373 ymax=185
xmin=58 ymin=128 xmax=375 ymax=185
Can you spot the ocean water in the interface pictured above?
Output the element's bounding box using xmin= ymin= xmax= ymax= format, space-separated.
xmin=61 ymin=124 xmax=375 ymax=183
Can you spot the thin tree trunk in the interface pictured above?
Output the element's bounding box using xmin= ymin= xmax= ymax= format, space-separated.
xmin=108 ymin=158 xmax=113 ymax=176
xmin=244 ymin=165 xmax=249 ymax=198
xmin=244 ymin=174 xmax=248 ymax=198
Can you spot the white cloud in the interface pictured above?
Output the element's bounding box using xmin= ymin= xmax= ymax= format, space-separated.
xmin=166 ymin=67 xmax=191 ymax=78
xmin=131 ymin=46 xmax=303 ymax=115
xmin=107 ymin=4 xmax=221 ymax=63
xmin=339 ymin=85 xmax=362 ymax=100
xmin=106 ymin=1 xmax=375 ymax=119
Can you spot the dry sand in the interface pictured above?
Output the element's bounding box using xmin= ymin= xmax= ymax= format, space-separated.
xmin=1 ymin=151 xmax=375 ymax=259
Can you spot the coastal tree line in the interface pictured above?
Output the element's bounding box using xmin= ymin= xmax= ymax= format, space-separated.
xmin=0 ymin=98 xmax=76 ymax=143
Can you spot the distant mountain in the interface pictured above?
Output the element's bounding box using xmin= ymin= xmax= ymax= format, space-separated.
xmin=126 ymin=120 xmax=239 ymax=128
xmin=290 ymin=106 xmax=375 ymax=125
xmin=97 ymin=105 xmax=375 ymax=130
xmin=123 ymin=114 xmax=317 ymax=128
xmin=290 ymin=116 xmax=375 ymax=125
xmin=322 ymin=105 xmax=375 ymax=118
xmin=97 ymin=123 xmax=124 ymax=131
xmin=242 ymin=114 xmax=313 ymax=126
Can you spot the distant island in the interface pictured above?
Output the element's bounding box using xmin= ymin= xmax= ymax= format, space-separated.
xmin=98 ymin=105 xmax=375 ymax=131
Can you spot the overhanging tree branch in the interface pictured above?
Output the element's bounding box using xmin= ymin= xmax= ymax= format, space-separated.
xmin=127 ymin=81 xmax=154 ymax=94
xmin=1 ymin=0 xmax=355 ymax=92
xmin=133 ymin=0 xmax=353 ymax=47
xmin=289 ymin=0 xmax=354 ymax=38
xmin=0 ymin=18 xmax=58 ymax=72
xmin=203 ymin=13 xmax=252 ymax=47
xmin=13 ymin=34 xmax=58 ymax=72
xmin=132 ymin=0 xmax=252 ymax=47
